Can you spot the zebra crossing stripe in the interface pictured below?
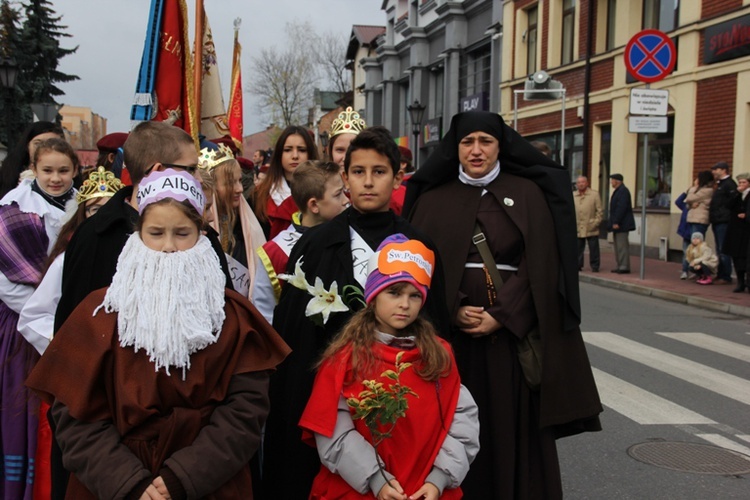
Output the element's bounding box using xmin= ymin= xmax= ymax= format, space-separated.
xmin=582 ymin=332 xmax=750 ymax=406
xmin=591 ymin=368 xmax=715 ymax=425
xmin=695 ymin=433 xmax=750 ymax=457
xmin=654 ymin=332 xmax=750 ymax=362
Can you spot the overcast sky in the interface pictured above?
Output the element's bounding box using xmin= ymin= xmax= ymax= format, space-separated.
xmin=53 ymin=0 xmax=384 ymax=137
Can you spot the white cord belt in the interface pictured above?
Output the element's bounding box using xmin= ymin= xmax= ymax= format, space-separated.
xmin=464 ymin=262 xmax=519 ymax=271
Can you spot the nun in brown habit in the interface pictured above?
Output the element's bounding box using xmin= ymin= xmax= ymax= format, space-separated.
xmin=404 ymin=111 xmax=602 ymax=499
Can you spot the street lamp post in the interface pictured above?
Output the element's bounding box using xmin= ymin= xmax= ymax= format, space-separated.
xmin=319 ymin=130 xmax=329 ymax=155
xmin=0 ymin=57 xmax=19 ymax=151
xmin=406 ymin=100 xmax=426 ymax=169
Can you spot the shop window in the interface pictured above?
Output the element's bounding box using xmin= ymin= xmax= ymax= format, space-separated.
xmin=527 ymin=6 xmax=538 ymax=75
xmin=636 ymin=116 xmax=674 ymax=210
xmin=561 ymin=0 xmax=576 ymax=64
xmin=526 ymin=128 xmax=584 ymax=184
xmin=643 ymin=0 xmax=679 ymax=32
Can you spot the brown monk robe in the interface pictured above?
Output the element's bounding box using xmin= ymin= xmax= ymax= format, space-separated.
xmin=27 ymin=289 xmax=290 ymax=500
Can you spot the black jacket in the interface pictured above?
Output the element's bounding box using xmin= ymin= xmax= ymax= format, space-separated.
xmin=608 ymin=185 xmax=636 ymax=232
xmin=710 ymin=177 xmax=738 ymax=225
xmin=55 ymin=186 xmax=233 ymax=330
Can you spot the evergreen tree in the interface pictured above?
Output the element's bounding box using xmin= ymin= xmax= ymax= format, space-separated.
xmin=0 ymin=0 xmax=22 ymax=147
xmin=18 ymin=0 xmax=78 ymax=107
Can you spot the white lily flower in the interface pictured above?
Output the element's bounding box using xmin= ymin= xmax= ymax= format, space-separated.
xmin=305 ymin=278 xmax=349 ymax=324
xmin=278 ymin=258 xmax=309 ymax=291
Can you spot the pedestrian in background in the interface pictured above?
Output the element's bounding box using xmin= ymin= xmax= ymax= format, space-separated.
xmin=674 ymin=189 xmax=692 ymax=280
xmin=574 ymin=175 xmax=602 ymax=272
xmin=687 ymin=232 xmax=719 ymax=285
xmin=709 ymin=161 xmax=737 ymax=284
xmin=684 ymin=170 xmax=713 ymax=238
xmin=608 ymin=173 xmax=636 ymax=274
xmin=0 ymin=121 xmax=66 ymax=199
xmin=724 ymin=173 xmax=750 ymax=293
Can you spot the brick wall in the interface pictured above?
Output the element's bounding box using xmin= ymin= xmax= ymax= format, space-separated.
xmin=579 ymin=0 xmax=594 ymax=59
xmin=693 ymin=74 xmax=737 ymax=174
xmin=591 ymin=58 xmax=614 ymax=91
xmin=702 ymin=0 xmax=742 ymax=19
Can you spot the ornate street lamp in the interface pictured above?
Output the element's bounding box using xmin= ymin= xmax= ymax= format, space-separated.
xmin=406 ymin=100 xmax=426 ymax=169
xmin=0 ymin=57 xmax=19 ymax=153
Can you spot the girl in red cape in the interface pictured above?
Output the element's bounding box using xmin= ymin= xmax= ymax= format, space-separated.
xmin=299 ymin=234 xmax=479 ymax=500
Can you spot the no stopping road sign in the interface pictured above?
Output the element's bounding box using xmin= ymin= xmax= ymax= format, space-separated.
xmin=624 ymin=29 xmax=676 ymax=83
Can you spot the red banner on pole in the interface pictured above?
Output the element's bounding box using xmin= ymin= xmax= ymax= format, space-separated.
xmin=227 ymin=19 xmax=244 ymax=154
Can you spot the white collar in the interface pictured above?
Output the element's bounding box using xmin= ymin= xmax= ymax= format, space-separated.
xmin=458 ymin=161 xmax=501 ymax=187
xmin=270 ymin=177 xmax=292 ymax=206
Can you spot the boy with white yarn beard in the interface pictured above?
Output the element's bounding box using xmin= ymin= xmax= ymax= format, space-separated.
xmin=27 ymin=169 xmax=290 ymax=500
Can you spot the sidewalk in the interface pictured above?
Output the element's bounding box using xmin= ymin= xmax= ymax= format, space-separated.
xmin=578 ymin=248 xmax=750 ymax=319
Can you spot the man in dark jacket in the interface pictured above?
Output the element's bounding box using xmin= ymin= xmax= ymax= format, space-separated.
xmin=608 ymin=173 xmax=636 ymax=273
xmin=710 ymin=161 xmax=737 ymax=284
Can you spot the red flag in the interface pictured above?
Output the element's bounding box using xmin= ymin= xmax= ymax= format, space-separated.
xmin=152 ymin=0 xmax=198 ymax=140
xmin=227 ymin=19 xmax=244 ymax=153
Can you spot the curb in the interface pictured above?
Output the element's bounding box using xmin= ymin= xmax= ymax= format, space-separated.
xmin=579 ymin=274 xmax=750 ymax=319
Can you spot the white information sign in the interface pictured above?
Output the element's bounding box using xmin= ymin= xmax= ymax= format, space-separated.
xmin=629 ymin=116 xmax=668 ymax=133
xmin=629 ymin=88 xmax=669 ymax=116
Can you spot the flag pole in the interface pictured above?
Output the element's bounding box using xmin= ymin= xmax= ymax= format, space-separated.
xmin=193 ymin=0 xmax=204 ymax=129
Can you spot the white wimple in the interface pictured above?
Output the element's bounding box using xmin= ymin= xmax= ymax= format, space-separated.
xmin=94 ymin=234 xmax=226 ymax=378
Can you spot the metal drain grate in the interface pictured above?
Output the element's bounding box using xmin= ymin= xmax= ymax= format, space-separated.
xmin=628 ymin=442 xmax=750 ymax=475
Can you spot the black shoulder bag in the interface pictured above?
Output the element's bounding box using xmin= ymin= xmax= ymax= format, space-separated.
xmin=472 ymin=223 xmax=543 ymax=391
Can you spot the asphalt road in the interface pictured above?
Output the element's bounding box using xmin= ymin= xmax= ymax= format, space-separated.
xmin=557 ymin=283 xmax=750 ymax=499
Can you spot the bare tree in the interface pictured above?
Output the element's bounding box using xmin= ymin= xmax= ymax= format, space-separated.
xmin=312 ymin=31 xmax=350 ymax=98
xmin=249 ymin=21 xmax=319 ymax=127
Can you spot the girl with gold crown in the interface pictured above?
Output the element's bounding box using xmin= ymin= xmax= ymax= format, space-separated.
xmin=27 ymin=169 xmax=290 ymax=500
xmin=198 ymin=144 xmax=267 ymax=299
xmin=19 ymin=167 xmax=125 ymax=354
xmin=0 ymin=138 xmax=78 ymax=500
xmin=254 ymin=126 xmax=319 ymax=239
xmin=327 ymin=107 xmax=367 ymax=170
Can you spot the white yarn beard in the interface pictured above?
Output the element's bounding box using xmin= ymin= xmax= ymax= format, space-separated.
xmin=95 ymin=233 xmax=226 ymax=377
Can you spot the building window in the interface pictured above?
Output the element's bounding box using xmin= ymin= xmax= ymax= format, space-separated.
xmin=643 ymin=0 xmax=679 ymax=32
xmin=459 ymin=45 xmax=491 ymax=99
xmin=606 ymin=0 xmax=617 ymax=50
xmin=526 ymin=129 xmax=584 ymax=183
xmin=636 ymin=116 xmax=674 ymax=209
xmin=431 ymin=67 xmax=444 ymax=118
xmin=561 ymin=0 xmax=576 ymax=65
xmin=527 ymin=6 xmax=538 ymax=75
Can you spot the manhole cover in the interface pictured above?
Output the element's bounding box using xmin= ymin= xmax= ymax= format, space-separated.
xmin=628 ymin=441 xmax=750 ymax=475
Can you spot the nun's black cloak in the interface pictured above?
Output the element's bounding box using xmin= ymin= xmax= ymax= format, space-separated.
xmin=406 ymin=111 xmax=602 ymax=499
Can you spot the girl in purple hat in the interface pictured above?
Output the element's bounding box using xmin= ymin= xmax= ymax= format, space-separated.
xmin=299 ymin=234 xmax=479 ymax=500
xmin=27 ymin=169 xmax=289 ymax=500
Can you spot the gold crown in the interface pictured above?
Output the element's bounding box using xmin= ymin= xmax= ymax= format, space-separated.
xmin=198 ymin=143 xmax=235 ymax=172
xmin=76 ymin=166 xmax=124 ymax=205
xmin=330 ymin=107 xmax=367 ymax=137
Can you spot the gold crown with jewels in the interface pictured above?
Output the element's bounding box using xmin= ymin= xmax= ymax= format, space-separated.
xmin=76 ymin=166 xmax=125 ymax=204
xmin=198 ymin=143 xmax=235 ymax=172
xmin=330 ymin=107 xmax=367 ymax=137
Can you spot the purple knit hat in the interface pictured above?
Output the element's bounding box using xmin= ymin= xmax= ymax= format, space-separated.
xmin=137 ymin=169 xmax=205 ymax=216
xmin=364 ymin=234 xmax=435 ymax=306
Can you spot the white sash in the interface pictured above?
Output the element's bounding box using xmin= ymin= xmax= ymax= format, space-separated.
xmin=226 ymin=253 xmax=250 ymax=297
xmin=349 ymin=227 xmax=374 ymax=289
